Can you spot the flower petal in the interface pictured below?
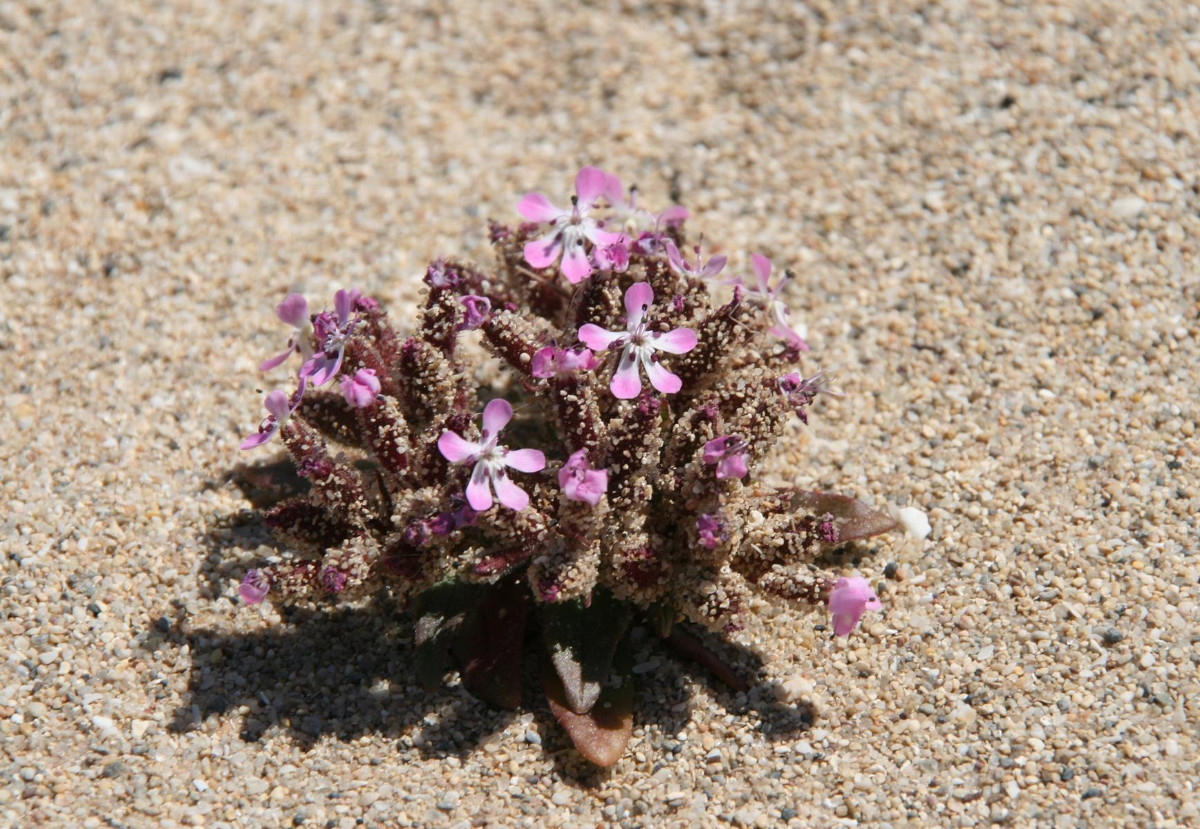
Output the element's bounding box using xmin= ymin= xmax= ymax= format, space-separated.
xmin=276 ymin=293 xmax=309 ymax=327
xmin=465 ymin=462 xmax=494 ymax=511
xmin=587 ymin=227 xmax=627 ymax=247
xmin=832 ymin=611 xmax=862 ymax=637
xmin=258 ymin=347 xmax=294 ymax=372
xmin=574 ymin=166 xmax=608 ymax=205
xmin=650 ymin=328 xmax=697 ymax=354
xmin=504 ymin=448 xmax=546 ymax=473
xmin=517 ymin=192 xmax=564 ymax=223
xmin=334 ymin=288 xmax=354 ymax=325
xmin=523 ymin=232 xmax=562 ymax=269
xmin=610 ymin=348 xmax=643 ymax=399
xmin=492 ymin=470 xmax=530 ymax=511
xmin=700 ymin=254 xmax=728 ymax=281
xmin=656 ymin=205 xmax=689 ymax=225
xmin=601 ymin=172 xmax=624 ymax=204
xmin=624 ymin=282 xmax=654 ymax=328
xmin=437 ymin=430 xmax=480 ymax=463
xmin=560 ymin=240 xmax=592 ymax=283
xmin=577 ymin=323 xmax=624 ymax=351
xmin=239 ymin=429 xmax=274 ymax=450
xmin=644 ymin=356 xmax=682 ymax=395
xmin=481 ymin=398 xmax=513 ymax=439
xmin=751 ymin=253 xmax=772 ymax=295
xmin=263 ymin=390 xmax=292 ymax=420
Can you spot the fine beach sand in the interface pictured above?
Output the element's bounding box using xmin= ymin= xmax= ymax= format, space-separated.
xmin=2 ymin=1 xmax=1197 ymax=826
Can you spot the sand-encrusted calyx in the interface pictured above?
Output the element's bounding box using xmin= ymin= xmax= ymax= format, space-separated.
xmin=237 ymin=167 xmax=898 ymax=766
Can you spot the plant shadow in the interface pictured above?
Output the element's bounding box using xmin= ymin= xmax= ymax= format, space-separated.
xmin=170 ymin=458 xmax=828 ymax=779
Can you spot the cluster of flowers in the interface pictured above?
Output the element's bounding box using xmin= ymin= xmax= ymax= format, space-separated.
xmin=235 ymin=167 xmax=895 ymax=763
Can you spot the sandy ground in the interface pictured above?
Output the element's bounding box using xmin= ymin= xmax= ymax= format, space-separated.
xmin=2 ymin=1 xmax=1198 ymax=826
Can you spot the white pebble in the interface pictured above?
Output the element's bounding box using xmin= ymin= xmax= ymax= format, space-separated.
xmin=897 ymin=507 xmax=932 ymax=540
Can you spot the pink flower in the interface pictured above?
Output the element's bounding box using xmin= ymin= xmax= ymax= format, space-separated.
xmin=301 ymin=288 xmax=362 ymax=386
xmin=530 ymin=346 xmax=598 ymax=379
xmin=557 ymin=449 xmax=608 ymax=506
xmin=518 ymin=167 xmax=627 ymax=283
xmin=664 ymin=240 xmax=728 ymax=283
xmin=259 ymin=293 xmax=315 ymax=371
xmin=437 ymin=399 xmax=546 ymax=511
xmin=828 ymin=576 xmax=883 ymax=637
xmin=340 ymin=368 xmax=380 ymax=408
xmin=459 ymin=295 xmax=491 ymax=330
xmin=779 ymin=369 xmax=840 ymax=424
xmin=240 ymin=378 xmax=307 ymax=449
xmin=696 ymin=514 xmax=723 ymax=549
xmin=593 ymin=241 xmax=630 ymax=273
xmin=745 ymin=254 xmax=809 ymax=351
xmin=601 ymin=173 xmax=689 ymax=234
xmin=578 ymin=282 xmax=698 ymax=399
xmin=239 ymin=570 xmax=270 ymax=605
xmin=702 ymin=435 xmax=749 ymax=480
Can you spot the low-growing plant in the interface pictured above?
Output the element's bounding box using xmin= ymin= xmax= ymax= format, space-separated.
xmin=236 ymin=167 xmax=896 ymax=765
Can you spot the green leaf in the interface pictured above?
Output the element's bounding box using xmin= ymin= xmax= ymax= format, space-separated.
xmin=540 ymin=590 xmax=633 ymax=714
xmin=790 ymin=490 xmax=898 ymax=544
xmin=542 ymin=632 xmax=633 ymax=767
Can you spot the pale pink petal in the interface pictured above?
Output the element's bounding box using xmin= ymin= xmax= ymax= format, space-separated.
xmin=751 ymin=253 xmax=772 ymax=294
xmin=657 ymin=205 xmax=689 ymax=225
xmin=334 ymin=289 xmax=353 ymax=325
xmin=700 ymin=255 xmax=728 ymax=280
xmin=276 ymin=293 xmax=309 ymax=326
xmin=560 ymin=242 xmax=592 ymax=283
xmin=465 ymin=462 xmax=494 ymax=511
xmin=601 ymin=173 xmax=624 ymax=204
xmin=437 ymin=431 xmax=480 ymax=463
xmin=832 ymin=612 xmax=861 ymax=637
xmin=258 ymin=348 xmax=293 ymax=372
xmin=574 ymin=166 xmax=608 ymax=205
xmin=239 ymin=430 xmax=274 ymax=450
xmin=517 ymin=192 xmax=563 ymax=223
xmin=665 ymin=241 xmax=687 ymax=274
xmin=263 ymin=390 xmax=292 ymax=420
xmin=644 ymin=358 xmax=682 ymax=395
xmin=492 ymin=470 xmax=530 ymax=511
xmin=523 ymin=232 xmax=562 ymax=269
xmin=578 ymin=323 xmax=624 ymax=351
xmin=586 ymin=227 xmax=627 ymax=247
xmin=717 ymin=454 xmax=748 ymax=479
xmin=624 ymin=282 xmax=654 ymax=328
xmin=481 ymin=398 xmax=513 ymax=438
xmin=610 ymin=348 xmax=643 ymax=399
xmin=650 ymin=328 xmax=698 ymax=354
xmin=504 ymin=448 xmax=546 ymax=473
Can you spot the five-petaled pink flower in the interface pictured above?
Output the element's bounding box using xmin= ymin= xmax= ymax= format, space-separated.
xmin=530 ymin=346 xmax=598 ymax=379
xmin=259 ymin=293 xmax=315 ymax=371
xmin=702 ymin=436 xmax=749 ymax=480
xmin=302 ymin=288 xmax=361 ymax=386
xmin=518 ymin=167 xmax=628 ymax=284
xmin=828 ymin=576 xmax=883 ymax=637
xmin=578 ymin=282 xmax=698 ymax=399
xmin=745 ymin=254 xmax=809 ymax=351
xmin=240 ymin=378 xmax=307 ymax=449
xmin=437 ymin=399 xmax=546 ymax=511
xmin=340 ymin=368 xmax=380 ymax=408
xmin=664 ymin=240 xmax=728 ymax=283
xmin=557 ymin=449 xmax=608 ymax=506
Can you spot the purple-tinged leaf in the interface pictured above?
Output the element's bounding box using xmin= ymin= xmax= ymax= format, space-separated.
xmin=541 ymin=633 xmax=633 ymax=767
xmin=789 ymin=491 xmax=898 ymax=545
